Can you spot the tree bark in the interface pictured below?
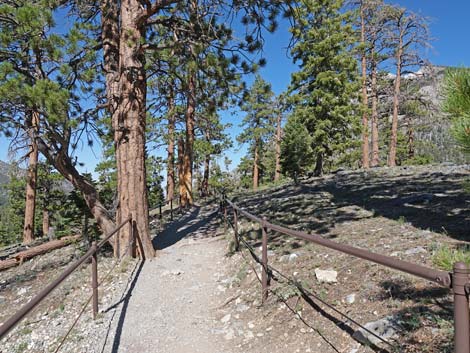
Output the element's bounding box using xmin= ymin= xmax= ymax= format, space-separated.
xmin=23 ymin=111 xmax=39 ymax=244
xmin=314 ymin=153 xmax=323 ymax=177
xmin=370 ymin=52 xmax=380 ymax=167
xmin=274 ymin=112 xmax=282 ymax=181
xmin=178 ymin=137 xmax=186 ymax=207
xmin=182 ymin=73 xmax=196 ymax=206
xmin=166 ymin=87 xmax=176 ymax=201
xmin=202 ymin=154 xmax=210 ymax=196
xmin=407 ymin=116 xmax=415 ymax=159
xmin=253 ymin=141 xmax=260 ymax=189
xmin=360 ymin=1 xmax=370 ymax=169
xmin=112 ymin=0 xmax=154 ymax=258
xmin=388 ymin=42 xmax=403 ymax=167
xmin=42 ymin=208 xmax=49 ymax=237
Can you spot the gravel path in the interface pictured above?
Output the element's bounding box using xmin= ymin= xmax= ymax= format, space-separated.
xmin=103 ymin=205 xmax=234 ymax=353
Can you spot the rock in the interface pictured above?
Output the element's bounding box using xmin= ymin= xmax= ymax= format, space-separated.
xmin=221 ymin=314 xmax=231 ymax=324
xmin=345 ymin=293 xmax=356 ymax=304
xmin=404 ymin=246 xmax=427 ymax=255
xmin=17 ymin=287 xmax=27 ymax=295
xmin=314 ymin=269 xmax=338 ymax=283
xmin=288 ymin=253 xmax=299 ymax=262
xmin=224 ymin=328 xmax=235 ymax=340
xmin=352 ymin=316 xmax=400 ymax=346
xmin=236 ymin=303 xmax=250 ymax=312
xmin=244 ymin=330 xmax=254 ymax=340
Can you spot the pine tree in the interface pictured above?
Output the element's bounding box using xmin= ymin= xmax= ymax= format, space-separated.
xmin=444 ymin=68 xmax=470 ymax=152
xmin=280 ymin=116 xmax=313 ymax=183
xmin=237 ymin=75 xmax=276 ymax=189
xmin=289 ymin=0 xmax=360 ymax=176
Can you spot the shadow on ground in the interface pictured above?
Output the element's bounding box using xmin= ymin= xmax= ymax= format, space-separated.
xmin=234 ymin=168 xmax=470 ymax=242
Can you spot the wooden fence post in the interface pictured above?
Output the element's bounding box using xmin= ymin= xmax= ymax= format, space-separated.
xmin=453 ymin=262 xmax=470 ymax=353
xmin=261 ymin=218 xmax=269 ymax=303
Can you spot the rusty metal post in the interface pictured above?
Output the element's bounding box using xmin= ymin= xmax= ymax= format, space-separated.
xmin=233 ymin=209 xmax=239 ymax=251
xmin=170 ymin=199 xmax=173 ymax=220
xmin=453 ymin=262 xmax=470 ymax=353
xmin=261 ymin=219 xmax=269 ymax=303
xmin=91 ymin=242 xmax=98 ymax=319
xmin=159 ymin=204 xmax=162 ymax=220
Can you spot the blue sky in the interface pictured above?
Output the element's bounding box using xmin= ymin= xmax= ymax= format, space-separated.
xmin=1 ymin=1 xmax=469 ymax=176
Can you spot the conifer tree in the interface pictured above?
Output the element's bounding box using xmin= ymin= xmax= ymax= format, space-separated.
xmin=289 ymin=0 xmax=360 ymax=176
xmin=280 ymin=116 xmax=313 ymax=183
xmin=237 ymin=75 xmax=276 ymax=189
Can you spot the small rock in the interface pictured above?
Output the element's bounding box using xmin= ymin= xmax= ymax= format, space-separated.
xmin=236 ymin=304 xmax=250 ymax=312
xmin=404 ymin=246 xmax=427 ymax=255
xmin=345 ymin=293 xmax=356 ymax=304
xmin=248 ymin=322 xmax=255 ymax=329
xmin=352 ymin=316 xmax=400 ymax=346
xmin=224 ymin=329 xmax=235 ymax=340
xmin=314 ymin=268 xmax=338 ymax=283
xmin=221 ymin=314 xmax=231 ymax=324
xmin=288 ymin=253 xmax=299 ymax=262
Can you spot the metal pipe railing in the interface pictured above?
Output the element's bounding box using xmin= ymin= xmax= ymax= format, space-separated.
xmin=0 ymin=216 xmax=132 ymax=340
xmin=221 ymin=193 xmax=470 ymax=353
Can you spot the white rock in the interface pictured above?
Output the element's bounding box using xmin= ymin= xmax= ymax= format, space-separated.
xmin=404 ymin=246 xmax=427 ymax=255
xmin=345 ymin=293 xmax=356 ymax=304
xmin=314 ymin=268 xmax=338 ymax=283
xmin=221 ymin=314 xmax=231 ymax=324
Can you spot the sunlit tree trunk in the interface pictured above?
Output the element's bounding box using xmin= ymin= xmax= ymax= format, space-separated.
xmin=388 ymin=42 xmax=403 ymax=167
xmin=360 ymin=1 xmax=370 ymax=169
xmin=274 ymin=112 xmax=282 ymax=181
xmin=23 ymin=111 xmax=39 ymax=244
xmin=112 ymin=0 xmax=154 ymax=258
xmin=182 ymin=73 xmax=196 ymax=206
xmin=166 ymin=88 xmax=176 ymax=201
xmin=253 ymin=141 xmax=259 ymax=189
xmin=370 ymin=52 xmax=380 ymax=167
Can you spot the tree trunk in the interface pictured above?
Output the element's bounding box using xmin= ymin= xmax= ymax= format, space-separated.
xmin=182 ymin=73 xmax=196 ymax=206
xmin=407 ymin=117 xmax=415 ymax=159
xmin=274 ymin=112 xmax=282 ymax=181
xmin=370 ymin=53 xmax=380 ymax=167
xmin=360 ymin=1 xmax=370 ymax=169
xmin=388 ymin=43 xmax=403 ymax=167
xmin=42 ymin=208 xmax=49 ymax=237
xmin=112 ymin=0 xmax=154 ymax=258
xmin=178 ymin=137 xmax=186 ymax=207
xmin=314 ymin=153 xmax=323 ymax=177
xmin=202 ymin=154 xmax=210 ymax=196
xmin=253 ymin=141 xmax=260 ymax=189
xmin=23 ymin=111 xmax=39 ymax=244
xmin=166 ymin=88 xmax=176 ymax=201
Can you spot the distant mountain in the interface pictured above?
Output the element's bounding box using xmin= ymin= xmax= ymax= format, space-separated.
xmin=383 ymin=65 xmax=469 ymax=164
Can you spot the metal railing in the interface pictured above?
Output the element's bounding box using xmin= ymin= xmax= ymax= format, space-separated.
xmin=0 ymin=216 xmax=134 ymax=343
xmin=220 ymin=193 xmax=470 ymax=353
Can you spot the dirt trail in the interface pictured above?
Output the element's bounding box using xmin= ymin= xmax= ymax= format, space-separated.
xmin=103 ymin=205 xmax=235 ymax=353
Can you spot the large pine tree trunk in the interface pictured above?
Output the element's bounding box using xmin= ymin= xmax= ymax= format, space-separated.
xmin=23 ymin=111 xmax=39 ymax=244
xmin=388 ymin=44 xmax=403 ymax=167
xmin=274 ymin=112 xmax=282 ymax=181
xmin=182 ymin=73 xmax=196 ymax=206
xmin=166 ymin=89 xmax=176 ymax=201
xmin=360 ymin=2 xmax=370 ymax=169
xmin=370 ymin=55 xmax=380 ymax=167
xmin=253 ymin=141 xmax=259 ymax=189
xmin=112 ymin=0 xmax=154 ymax=258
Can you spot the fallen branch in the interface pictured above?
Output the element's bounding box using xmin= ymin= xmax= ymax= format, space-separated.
xmin=0 ymin=235 xmax=81 ymax=271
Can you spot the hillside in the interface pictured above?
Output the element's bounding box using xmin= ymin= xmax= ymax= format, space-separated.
xmin=220 ymin=163 xmax=470 ymax=353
